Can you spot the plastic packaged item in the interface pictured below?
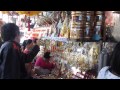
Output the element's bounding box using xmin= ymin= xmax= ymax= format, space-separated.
xmin=93 ymin=25 xmax=102 ymax=40
xmin=84 ymin=22 xmax=92 ymax=39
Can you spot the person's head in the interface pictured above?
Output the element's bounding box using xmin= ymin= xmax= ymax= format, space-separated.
xmin=1 ymin=23 xmax=20 ymax=43
xmin=32 ymin=38 xmax=38 ymax=45
xmin=110 ymin=42 xmax=120 ymax=75
xmin=26 ymin=39 xmax=33 ymax=49
xmin=43 ymin=51 xmax=51 ymax=61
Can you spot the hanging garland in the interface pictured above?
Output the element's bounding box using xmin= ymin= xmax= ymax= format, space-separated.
xmin=1 ymin=11 xmax=9 ymax=14
xmin=16 ymin=11 xmax=41 ymax=16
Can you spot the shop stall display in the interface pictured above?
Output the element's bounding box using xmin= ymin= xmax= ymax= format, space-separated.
xmin=70 ymin=11 xmax=105 ymax=41
xmin=37 ymin=11 xmax=117 ymax=79
xmin=42 ymin=40 xmax=100 ymax=79
xmin=0 ymin=11 xmax=118 ymax=79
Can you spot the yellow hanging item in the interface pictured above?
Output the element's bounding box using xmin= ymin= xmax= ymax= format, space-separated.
xmin=16 ymin=11 xmax=41 ymax=16
xmin=1 ymin=11 xmax=9 ymax=14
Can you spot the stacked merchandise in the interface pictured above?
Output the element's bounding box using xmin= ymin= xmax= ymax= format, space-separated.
xmin=70 ymin=11 xmax=105 ymax=41
xmin=93 ymin=11 xmax=105 ymax=41
xmin=70 ymin=11 xmax=85 ymax=40
xmin=84 ymin=11 xmax=94 ymax=40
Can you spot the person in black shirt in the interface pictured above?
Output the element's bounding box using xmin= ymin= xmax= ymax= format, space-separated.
xmin=31 ymin=38 xmax=40 ymax=63
xmin=0 ymin=23 xmax=39 ymax=79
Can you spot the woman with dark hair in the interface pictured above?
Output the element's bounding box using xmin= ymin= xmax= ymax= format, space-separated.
xmin=32 ymin=38 xmax=38 ymax=44
xmin=34 ymin=51 xmax=55 ymax=75
xmin=23 ymin=39 xmax=34 ymax=77
xmin=31 ymin=38 xmax=39 ymax=53
xmin=23 ymin=39 xmax=33 ymax=54
xmin=97 ymin=42 xmax=120 ymax=79
xmin=31 ymin=38 xmax=40 ymax=63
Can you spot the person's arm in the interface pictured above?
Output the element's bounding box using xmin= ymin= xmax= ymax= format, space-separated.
xmin=22 ymin=45 xmax=40 ymax=63
xmin=1 ymin=45 xmax=20 ymax=79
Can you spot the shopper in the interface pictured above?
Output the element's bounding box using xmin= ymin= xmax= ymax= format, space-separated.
xmin=31 ymin=38 xmax=40 ymax=63
xmin=31 ymin=38 xmax=39 ymax=54
xmin=34 ymin=51 xmax=55 ymax=75
xmin=97 ymin=42 xmax=120 ymax=79
xmin=23 ymin=39 xmax=34 ymax=78
xmin=23 ymin=39 xmax=33 ymax=54
xmin=32 ymin=38 xmax=38 ymax=45
xmin=21 ymin=39 xmax=28 ymax=52
xmin=0 ymin=23 xmax=39 ymax=79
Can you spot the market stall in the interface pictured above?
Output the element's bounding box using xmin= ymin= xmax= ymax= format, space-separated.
xmin=37 ymin=11 xmax=118 ymax=79
xmin=33 ymin=11 xmax=102 ymax=79
xmin=0 ymin=11 xmax=118 ymax=79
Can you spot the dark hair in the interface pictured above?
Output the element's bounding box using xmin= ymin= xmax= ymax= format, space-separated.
xmin=1 ymin=23 xmax=20 ymax=42
xmin=22 ymin=40 xmax=28 ymax=50
xmin=44 ymin=52 xmax=51 ymax=59
xmin=26 ymin=39 xmax=33 ymax=46
xmin=110 ymin=42 xmax=120 ymax=75
xmin=33 ymin=38 xmax=38 ymax=44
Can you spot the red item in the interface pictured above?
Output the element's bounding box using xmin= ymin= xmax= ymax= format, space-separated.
xmin=28 ymin=16 xmax=30 ymax=31
xmin=35 ymin=57 xmax=55 ymax=70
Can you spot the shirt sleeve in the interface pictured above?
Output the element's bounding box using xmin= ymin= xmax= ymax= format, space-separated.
xmin=97 ymin=70 xmax=104 ymax=79
xmin=97 ymin=66 xmax=109 ymax=79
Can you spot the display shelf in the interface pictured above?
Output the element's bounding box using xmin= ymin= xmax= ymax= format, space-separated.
xmin=42 ymin=36 xmax=117 ymax=43
xmin=42 ymin=37 xmax=102 ymax=42
xmin=42 ymin=37 xmax=68 ymax=42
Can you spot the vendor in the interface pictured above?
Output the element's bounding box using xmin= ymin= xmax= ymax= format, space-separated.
xmin=34 ymin=51 xmax=55 ymax=75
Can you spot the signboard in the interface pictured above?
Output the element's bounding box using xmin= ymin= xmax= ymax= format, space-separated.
xmin=31 ymin=27 xmax=51 ymax=39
